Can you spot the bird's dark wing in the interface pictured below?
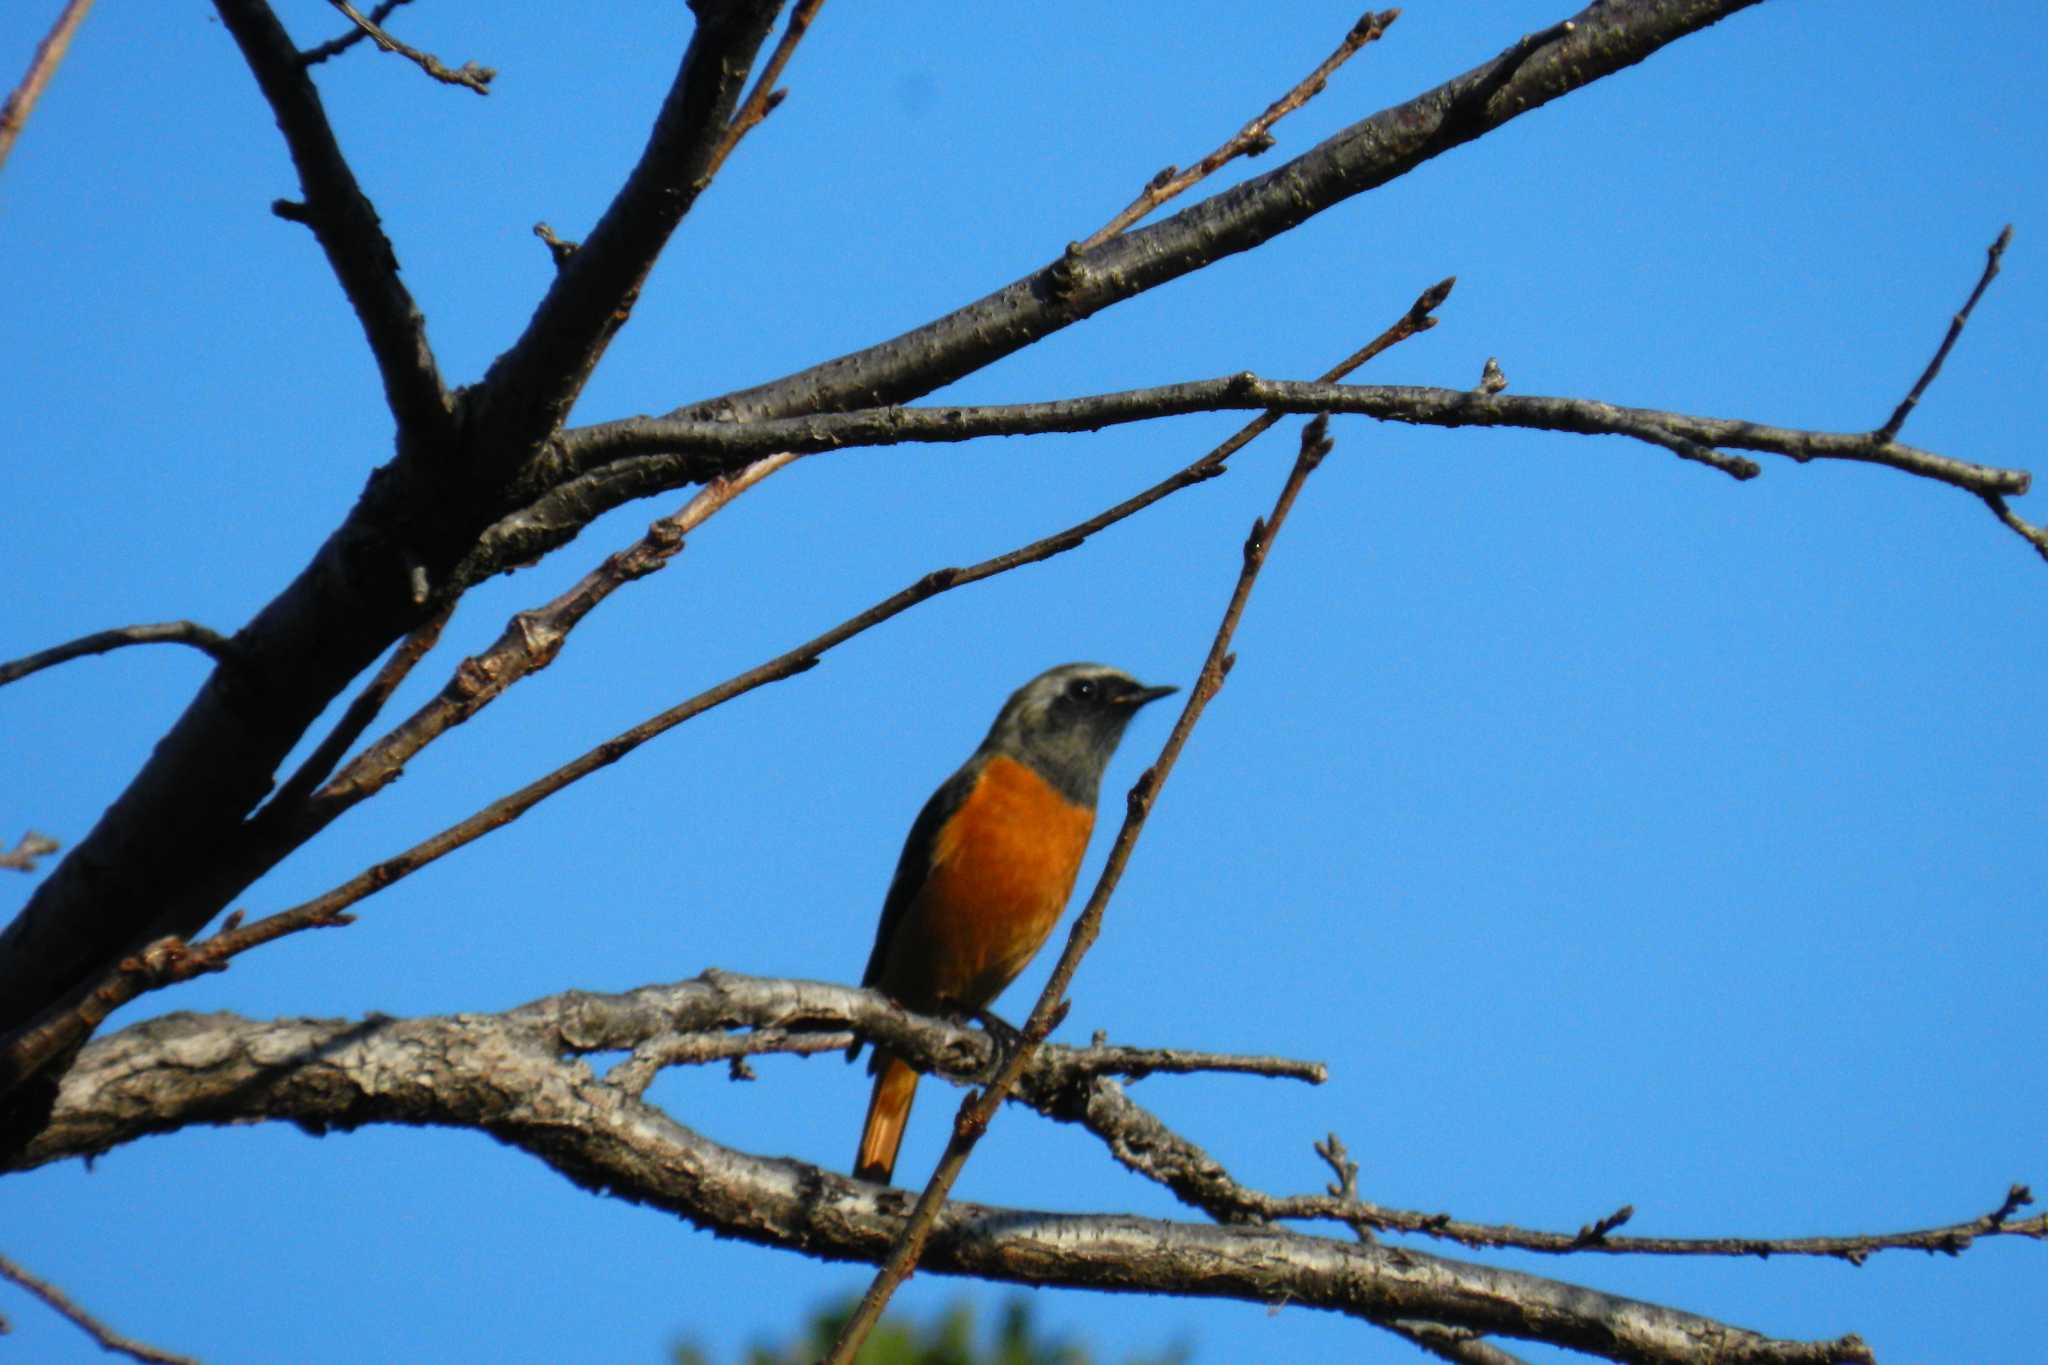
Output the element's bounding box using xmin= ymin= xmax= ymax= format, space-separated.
xmin=860 ymin=754 xmax=984 ymax=990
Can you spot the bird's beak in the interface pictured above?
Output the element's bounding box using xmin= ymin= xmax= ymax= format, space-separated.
xmin=1122 ymin=683 xmax=1179 ymax=708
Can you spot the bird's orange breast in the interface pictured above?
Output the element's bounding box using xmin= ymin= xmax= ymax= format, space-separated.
xmin=881 ymin=754 xmax=1095 ymax=1011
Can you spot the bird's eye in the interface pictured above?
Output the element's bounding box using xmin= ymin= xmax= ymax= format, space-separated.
xmin=1066 ymin=677 xmax=1098 ymax=702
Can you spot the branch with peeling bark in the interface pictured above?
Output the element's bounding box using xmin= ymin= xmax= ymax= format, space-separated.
xmin=11 ymin=981 xmax=1884 ymax=1365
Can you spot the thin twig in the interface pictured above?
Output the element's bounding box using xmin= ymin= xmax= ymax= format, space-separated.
xmin=0 ymin=0 xmax=95 ymax=174
xmin=0 ymin=833 xmax=61 ymax=873
xmin=310 ymin=451 xmax=806 ymax=819
xmin=531 ymin=373 xmax=2031 ymax=583
xmin=825 ymin=415 xmax=1341 ymax=1365
xmin=325 ymin=0 xmax=492 ymax=93
xmin=1080 ymin=9 xmax=1398 ymax=251
xmin=1981 ymin=492 xmax=2048 ymax=563
xmin=0 ymin=1252 xmax=198 ymax=1365
xmin=0 ymin=620 xmax=232 ymax=688
xmin=260 ymin=603 xmax=453 ymax=817
xmin=1098 ymin=1102 xmax=2048 ymax=1266
xmin=298 ymin=0 xmax=412 ymax=66
xmin=1878 ymin=225 xmax=2012 ymax=443
xmin=703 ymin=0 xmax=826 ymax=180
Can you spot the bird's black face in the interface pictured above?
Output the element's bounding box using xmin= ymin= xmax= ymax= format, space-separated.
xmin=984 ymin=663 xmax=1177 ymax=806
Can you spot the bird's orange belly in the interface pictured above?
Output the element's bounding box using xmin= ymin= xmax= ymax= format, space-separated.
xmin=884 ymin=754 xmax=1094 ymax=1010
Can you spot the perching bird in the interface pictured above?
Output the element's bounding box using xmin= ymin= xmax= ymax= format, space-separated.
xmin=850 ymin=662 xmax=1177 ymax=1184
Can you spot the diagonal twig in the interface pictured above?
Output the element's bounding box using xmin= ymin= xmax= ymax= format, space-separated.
xmin=0 ymin=1252 xmax=197 ymax=1365
xmin=298 ymin=450 xmax=806 ymax=827
xmin=259 ymin=603 xmax=454 ymax=816
xmin=299 ymin=0 xmax=412 ymax=66
xmin=0 ymin=0 xmax=95 ymax=174
xmin=703 ymin=0 xmax=826 ymax=180
xmin=323 ymin=0 xmax=491 ymax=92
xmin=825 ymin=413 xmax=1343 ymax=1365
xmin=0 ymin=620 xmax=232 ymax=688
xmin=1080 ymin=9 xmax=1399 ymax=251
xmin=1878 ymin=225 xmax=2012 ymax=444
xmin=1980 ymin=492 xmax=2048 ymax=564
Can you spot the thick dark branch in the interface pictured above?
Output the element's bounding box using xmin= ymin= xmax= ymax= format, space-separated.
xmin=701 ymin=0 xmax=1764 ymax=424
xmin=463 ymin=0 xmax=783 ymax=470
xmin=212 ymin=0 xmax=452 ymax=439
xmin=0 ymin=621 xmax=233 ymax=688
xmin=0 ymin=3 xmax=780 ymax=1074
xmin=12 ymin=1001 xmax=1871 ymax=1365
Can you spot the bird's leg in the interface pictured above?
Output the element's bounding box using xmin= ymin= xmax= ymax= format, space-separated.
xmin=950 ymin=1005 xmax=1023 ymax=1081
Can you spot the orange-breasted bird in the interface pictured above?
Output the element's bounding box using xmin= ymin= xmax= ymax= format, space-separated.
xmin=850 ymin=662 xmax=1177 ymax=1184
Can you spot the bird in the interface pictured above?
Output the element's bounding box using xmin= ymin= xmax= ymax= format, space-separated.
xmin=850 ymin=662 xmax=1177 ymax=1184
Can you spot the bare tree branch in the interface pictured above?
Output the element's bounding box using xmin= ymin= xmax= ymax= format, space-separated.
xmin=1981 ymin=492 xmax=2048 ymax=563
xmin=298 ymin=0 xmax=413 ymax=66
xmin=461 ymin=0 xmax=784 ymax=472
xmin=564 ymin=381 xmax=2024 ymax=496
xmin=1081 ymin=1076 xmax=2048 ymax=1264
xmin=1878 ymin=225 xmax=2012 ymax=444
xmin=0 ymin=0 xmax=95 ymax=174
xmin=0 ymin=621 xmax=233 ymax=688
xmin=11 ymin=998 xmax=1876 ymax=1365
xmin=494 ymin=375 xmax=2029 ymax=584
xmin=703 ymin=0 xmax=826 ymax=180
xmin=258 ymin=604 xmax=453 ymax=816
xmin=0 ymin=834 xmax=60 ymax=874
xmin=324 ymin=0 xmax=492 ymax=93
xmin=0 ymin=1251 xmax=197 ymax=1365
xmin=705 ymin=0 xmax=1766 ymax=426
xmin=1078 ymin=8 xmax=1400 ymax=250
xmin=212 ymin=0 xmax=453 ymax=439
xmin=303 ymin=451 xmax=804 ymax=825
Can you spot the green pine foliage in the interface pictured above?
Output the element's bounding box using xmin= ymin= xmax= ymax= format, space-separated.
xmin=671 ymin=1295 xmax=1190 ymax=1365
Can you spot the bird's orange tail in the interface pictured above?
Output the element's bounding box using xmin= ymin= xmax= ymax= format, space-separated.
xmin=854 ymin=1051 xmax=919 ymax=1183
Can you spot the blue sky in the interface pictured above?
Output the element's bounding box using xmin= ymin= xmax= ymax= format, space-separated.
xmin=2 ymin=2 xmax=2043 ymax=1362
